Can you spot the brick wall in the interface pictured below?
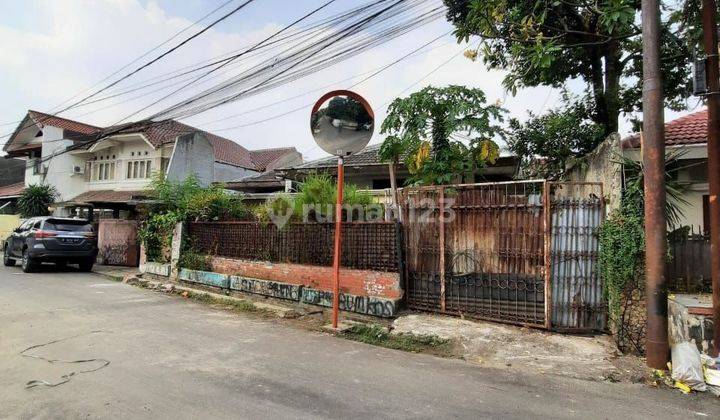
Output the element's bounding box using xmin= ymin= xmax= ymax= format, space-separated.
xmin=209 ymin=256 xmax=401 ymax=300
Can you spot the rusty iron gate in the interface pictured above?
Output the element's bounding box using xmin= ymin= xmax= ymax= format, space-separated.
xmin=399 ymin=181 xmax=605 ymax=332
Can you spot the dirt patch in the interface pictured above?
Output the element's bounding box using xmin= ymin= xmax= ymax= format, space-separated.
xmin=392 ymin=313 xmax=649 ymax=383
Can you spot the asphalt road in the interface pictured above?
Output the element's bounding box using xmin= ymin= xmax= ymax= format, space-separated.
xmin=1 ymin=266 xmax=718 ymax=419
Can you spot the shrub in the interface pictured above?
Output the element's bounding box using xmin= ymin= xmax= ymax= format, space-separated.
xmin=17 ymin=184 xmax=57 ymax=218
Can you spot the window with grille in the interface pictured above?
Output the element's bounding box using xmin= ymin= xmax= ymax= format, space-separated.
xmin=126 ymin=160 xmax=153 ymax=179
xmin=90 ymin=161 xmax=115 ymax=181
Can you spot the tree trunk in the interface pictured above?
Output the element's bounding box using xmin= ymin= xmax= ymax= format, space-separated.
xmin=388 ymin=161 xmax=398 ymax=221
xmin=589 ymin=50 xmax=611 ymax=136
xmin=604 ymin=41 xmax=622 ymax=135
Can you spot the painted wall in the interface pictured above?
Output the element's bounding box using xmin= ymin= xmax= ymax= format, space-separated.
xmin=208 ymin=256 xmax=401 ymax=300
xmin=84 ymin=136 xmax=163 ymax=192
xmin=0 ymin=214 xmax=21 ymax=241
xmin=564 ymin=134 xmax=623 ymax=213
xmin=167 ymin=132 xmax=215 ymax=187
xmin=31 ymin=126 xmax=87 ymax=202
xmin=214 ymin=162 xmax=257 ymax=183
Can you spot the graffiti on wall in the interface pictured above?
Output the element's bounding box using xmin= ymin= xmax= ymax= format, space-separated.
xmin=301 ymin=288 xmax=397 ymax=318
xmin=229 ymin=276 xmax=301 ymax=301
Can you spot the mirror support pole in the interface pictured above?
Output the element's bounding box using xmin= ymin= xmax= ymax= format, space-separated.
xmin=332 ymin=157 xmax=345 ymax=329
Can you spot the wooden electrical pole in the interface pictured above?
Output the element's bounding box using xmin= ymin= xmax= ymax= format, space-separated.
xmin=641 ymin=0 xmax=670 ymax=369
xmin=701 ymin=0 xmax=720 ymax=357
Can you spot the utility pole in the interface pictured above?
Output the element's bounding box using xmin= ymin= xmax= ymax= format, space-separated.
xmin=641 ymin=0 xmax=669 ymax=369
xmin=701 ymin=0 xmax=720 ymax=357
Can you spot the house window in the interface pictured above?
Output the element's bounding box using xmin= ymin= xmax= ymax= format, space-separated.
xmin=32 ymin=159 xmax=42 ymax=175
xmin=90 ymin=161 xmax=115 ymax=181
xmin=126 ymin=159 xmax=153 ymax=179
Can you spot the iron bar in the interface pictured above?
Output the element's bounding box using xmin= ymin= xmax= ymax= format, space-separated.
xmin=331 ymin=157 xmax=344 ymax=329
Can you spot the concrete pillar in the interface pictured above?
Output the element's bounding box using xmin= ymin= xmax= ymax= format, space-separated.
xmin=170 ymin=222 xmax=184 ymax=281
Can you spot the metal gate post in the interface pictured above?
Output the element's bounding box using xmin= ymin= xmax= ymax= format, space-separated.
xmin=439 ymin=186 xmax=446 ymax=312
xmin=543 ymin=181 xmax=553 ymax=329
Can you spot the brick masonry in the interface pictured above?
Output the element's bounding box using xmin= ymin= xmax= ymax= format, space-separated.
xmin=209 ymin=256 xmax=401 ymax=300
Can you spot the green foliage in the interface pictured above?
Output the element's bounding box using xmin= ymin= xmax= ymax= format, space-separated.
xmin=380 ymin=85 xmax=505 ymax=185
xmin=508 ymin=99 xmax=605 ymax=179
xmin=140 ymin=173 xmax=247 ymax=262
xmin=178 ymin=246 xmax=212 ymax=271
xmin=17 ymin=184 xmax=57 ymax=218
xmin=138 ymin=211 xmax=181 ymax=263
xmin=325 ymin=96 xmax=372 ymax=125
xmin=599 ymin=149 xmax=690 ymax=323
xmin=148 ymin=173 xmax=247 ymax=222
xmin=599 ymin=188 xmax=645 ymax=320
xmin=252 ymin=174 xmax=375 ymax=224
xmin=444 ymin=0 xmax=696 ymax=135
xmin=617 ymin=150 xmax=690 ymax=229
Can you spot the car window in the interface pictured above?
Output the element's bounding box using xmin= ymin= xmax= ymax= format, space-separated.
xmin=43 ymin=220 xmax=92 ymax=232
xmin=32 ymin=220 xmax=41 ymax=229
xmin=18 ymin=220 xmax=33 ymax=231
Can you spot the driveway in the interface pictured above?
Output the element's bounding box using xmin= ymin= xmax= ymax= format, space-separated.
xmin=0 ymin=266 xmax=717 ymax=419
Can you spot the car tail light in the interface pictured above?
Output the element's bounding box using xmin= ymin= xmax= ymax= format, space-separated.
xmin=35 ymin=230 xmax=57 ymax=238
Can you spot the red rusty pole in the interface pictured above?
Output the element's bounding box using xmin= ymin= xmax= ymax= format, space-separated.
xmin=701 ymin=0 xmax=720 ymax=357
xmin=331 ymin=157 xmax=345 ymax=329
xmin=642 ymin=0 xmax=669 ymax=368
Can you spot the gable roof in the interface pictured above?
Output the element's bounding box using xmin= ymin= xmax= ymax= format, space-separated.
xmin=249 ymin=147 xmax=298 ymax=171
xmin=4 ymin=110 xmax=102 ymax=153
xmin=622 ymin=109 xmax=709 ymax=149
xmin=4 ymin=110 xmax=299 ymax=172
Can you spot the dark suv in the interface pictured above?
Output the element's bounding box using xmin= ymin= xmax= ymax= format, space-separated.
xmin=3 ymin=217 xmax=97 ymax=273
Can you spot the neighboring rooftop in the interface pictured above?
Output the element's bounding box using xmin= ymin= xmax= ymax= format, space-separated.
xmin=283 ymin=143 xmax=386 ymax=170
xmin=0 ymin=182 xmax=26 ymax=199
xmin=3 ymin=111 xmax=297 ymax=171
xmin=283 ymin=143 xmax=519 ymax=173
xmin=622 ymin=109 xmax=709 ymax=148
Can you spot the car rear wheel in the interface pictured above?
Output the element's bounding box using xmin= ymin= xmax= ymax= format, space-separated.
xmin=21 ymin=248 xmax=36 ymax=273
xmin=3 ymin=245 xmax=15 ymax=267
xmin=78 ymin=259 xmax=94 ymax=272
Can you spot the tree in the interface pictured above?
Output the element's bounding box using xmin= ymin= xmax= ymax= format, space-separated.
xmin=379 ymin=85 xmax=504 ymax=185
xmin=17 ymin=184 xmax=57 ymax=218
xmin=444 ymin=0 xmax=696 ymax=136
xmin=507 ymin=99 xmax=605 ymax=179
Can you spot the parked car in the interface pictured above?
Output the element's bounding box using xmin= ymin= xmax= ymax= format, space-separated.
xmin=3 ymin=216 xmax=97 ymax=273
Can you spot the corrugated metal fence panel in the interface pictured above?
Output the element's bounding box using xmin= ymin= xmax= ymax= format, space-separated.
xmin=401 ymin=181 xmax=548 ymax=327
xmin=400 ymin=181 xmax=606 ymax=332
xmin=549 ymin=183 xmax=606 ymax=331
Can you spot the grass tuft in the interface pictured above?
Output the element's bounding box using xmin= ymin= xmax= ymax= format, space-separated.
xmin=343 ymin=324 xmax=452 ymax=354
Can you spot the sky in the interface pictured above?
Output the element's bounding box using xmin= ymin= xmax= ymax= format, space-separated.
xmin=0 ymin=0 xmax=700 ymax=162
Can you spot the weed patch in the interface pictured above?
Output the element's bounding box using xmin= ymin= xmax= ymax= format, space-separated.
xmin=343 ymin=324 xmax=452 ymax=355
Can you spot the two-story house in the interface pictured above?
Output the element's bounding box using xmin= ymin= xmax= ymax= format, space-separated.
xmin=1 ymin=110 xmax=301 ymax=218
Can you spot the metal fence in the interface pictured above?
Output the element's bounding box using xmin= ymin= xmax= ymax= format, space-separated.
xmin=667 ymin=227 xmax=712 ymax=293
xmin=398 ymin=181 xmax=605 ymax=332
xmin=186 ymin=221 xmax=400 ymax=272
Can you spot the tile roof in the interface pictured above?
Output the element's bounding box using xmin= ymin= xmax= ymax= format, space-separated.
xmin=287 ymin=143 xmax=384 ymax=169
xmin=0 ymin=182 xmax=25 ymax=198
xmin=4 ymin=111 xmax=298 ymax=171
xmin=249 ymin=147 xmax=298 ymax=171
xmin=27 ymin=110 xmax=102 ymax=135
xmin=622 ymin=109 xmax=709 ymax=148
xmin=70 ymin=190 xmax=151 ymax=204
xmin=117 ymin=120 xmax=257 ymax=169
xmin=225 ymin=170 xmax=286 ymax=187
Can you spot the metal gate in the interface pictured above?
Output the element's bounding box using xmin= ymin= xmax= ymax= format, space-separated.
xmin=399 ymin=181 xmax=605 ymax=332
